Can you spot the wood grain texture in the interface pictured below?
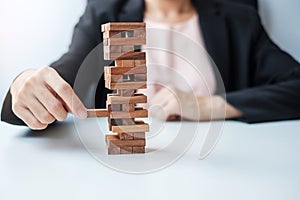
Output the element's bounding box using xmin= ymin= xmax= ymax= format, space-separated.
xmin=134 ymin=74 xmax=147 ymax=81
xmin=120 ymin=147 xmax=133 ymax=154
xmin=106 ymin=135 xmax=145 ymax=147
xmin=118 ymin=89 xmax=135 ymax=97
xmin=110 ymin=109 xmax=148 ymax=119
xmin=118 ymin=132 xmax=134 ymax=140
xmin=103 ymin=30 xmax=122 ymax=39
xmin=122 ymin=104 xmax=135 ymax=112
xmin=104 ymin=52 xmax=146 ymax=60
xmin=104 ymin=66 xmax=147 ymax=75
xmin=87 ymin=109 xmax=109 ymax=118
xmin=115 ymin=60 xmax=136 ymax=67
xmin=102 ymin=22 xmax=145 ymax=31
xmin=107 ymin=94 xmax=147 ymax=104
xmin=133 ymin=147 xmax=145 ymax=154
xmin=106 ymin=140 xmax=121 ymax=155
xmin=134 ymin=60 xmax=146 ymax=67
xmin=111 ymin=122 xmax=149 ymax=133
xmin=106 ymin=81 xmax=146 ymax=90
xmin=104 ymin=37 xmax=146 ymax=46
xmin=133 ymin=132 xmax=146 ymax=140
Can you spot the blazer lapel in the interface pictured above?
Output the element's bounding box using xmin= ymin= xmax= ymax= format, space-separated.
xmin=117 ymin=0 xmax=231 ymax=93
xmin=194 ymin=1 xmax=231 ymax=93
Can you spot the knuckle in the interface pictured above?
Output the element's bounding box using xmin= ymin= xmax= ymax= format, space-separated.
xmin=40 ymin=112 xmax=53 ymax=123
xmin=56 ymin=111 xmax=68 ymax=121
xmin=29 ymin=119 xmax=42 ymax=129
xmin=40 ymin=66 xmax=52 ymax=74
xmin=12 ymin=102 xmax=21 ymax=113
xmin=57 ymin=83 xmax=72 ymax=95
xmin=49 ymin=101 xmax=62 ymax=112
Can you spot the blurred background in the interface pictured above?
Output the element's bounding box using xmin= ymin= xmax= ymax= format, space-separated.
xmin=0 ymin=0 xmax=300 ymax=115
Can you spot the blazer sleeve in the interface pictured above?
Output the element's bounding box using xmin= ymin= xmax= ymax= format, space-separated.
xmin=226 ymin=10 xmax=300 ymax=123
xmin=1 ymin=3 xmax=103 ymax=125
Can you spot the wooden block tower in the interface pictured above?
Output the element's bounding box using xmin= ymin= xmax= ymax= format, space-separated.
xmin=101 ymin=22 xmax=148 ymax=154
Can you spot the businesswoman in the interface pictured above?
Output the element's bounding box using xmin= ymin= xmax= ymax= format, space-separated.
xmin=2 ymin=0 xmax=300 ymax=130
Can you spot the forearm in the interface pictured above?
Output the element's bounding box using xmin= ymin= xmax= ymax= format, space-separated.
xmin=198 ymin=96 xmax=243 ymax=121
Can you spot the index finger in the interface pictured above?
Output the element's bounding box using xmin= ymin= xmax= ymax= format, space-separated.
xmin=44 ymin=69 xmax=87 ymax=119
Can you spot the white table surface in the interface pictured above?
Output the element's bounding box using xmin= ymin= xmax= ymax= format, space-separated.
xmin=0 ymin=117 xmax=299 ymax=200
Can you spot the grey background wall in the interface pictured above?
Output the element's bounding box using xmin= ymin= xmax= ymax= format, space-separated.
xmin=0 ymin=0 xmax=299 ymax=115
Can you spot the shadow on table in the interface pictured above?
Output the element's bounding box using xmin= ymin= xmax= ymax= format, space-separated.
xmin=18 ymin=120 xmax=85 ymax=150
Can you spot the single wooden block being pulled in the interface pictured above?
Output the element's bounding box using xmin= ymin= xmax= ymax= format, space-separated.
xmin=87 ymin=109 xmax=109 ymax=118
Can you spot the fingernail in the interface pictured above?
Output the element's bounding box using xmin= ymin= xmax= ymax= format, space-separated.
xmin=77 ymin=108 xmax=87 ymax=119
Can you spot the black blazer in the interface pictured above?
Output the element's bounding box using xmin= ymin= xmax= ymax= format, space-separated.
xmin=2 ymin=0 xmax=300 ymax=124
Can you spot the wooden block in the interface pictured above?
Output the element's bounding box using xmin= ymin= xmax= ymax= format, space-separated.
xmin=105 ymin=74 xmax=124 ymax=82
xmin=104 ymin=66 xmax=147 ymax=75
xmin=106 ymin=52 xmax=146 ymax=60
xmin=106 ymin=139 xmax=121 ymax=155
xmin=119 ymin=132 xmax=134 ymax=140
xmin=108 ymin=146 xmax=121 ymax=155
xmin=122 ymin=74 xmax=135 ymax=82
xmin=120 ymin=147 xmax=133 ymax=154
xmin=134 ymin=60 xmax=146 ymax=67
xmin=87 ymin=109 xmax=109 ymax=118
xmin=103 ymin=30 xmax=122 ymax=39
xmin=122 ymin=104 xmax=135 ymax=112
xmin=107 ymin=104 xmax=122 ymax=112
xmin=134 ymin=74 xmax=147 ymax=81
xmin=134 ymin=29 xmax=146 ymax=38
xmin=121 ymin=118 xmax=136 ymax=125
xmin=115 ymin=60 xmax=123 ymax=67
xmin=122 ymin=45 xmax=134 ymax=52
xmin=118 ymin=89 xmax=135 ymax=97
xmin=107 ymin=81 xmax=146 ymax=90
xmin=104 ymin=37 xmax=146 ymax=46
xmin=133 ymin=132 xmax=146 ymax=140
xmin=133 ymin=147 xmax=145 ymax=154
xmin=106 ymin=135 xmax=145 ymax=147
xmin=122 ymin=60 xmax=135 ymax=67
xmin=107 ymin=94 xmax=147 ymax=104
xmin=115 ymin=60 xmax=135 ymax=67
xmin=102 ymin=22 xmax=146 ymax=31
xmin=101 ymin=24 xmax=106 ymax=32
xmin=104 ymin=45 xmax=122 ymax=53
xmin=112 ymin=122 xmax=149 ymax=133
xmin=110 ymin=109 xmax=148 ymax=119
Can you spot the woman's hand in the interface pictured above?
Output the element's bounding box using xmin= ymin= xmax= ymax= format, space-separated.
xmin=10 ymin=67 xmax=87 ymax=130
xmin=149 ymin=87 xmax=242 ymax=121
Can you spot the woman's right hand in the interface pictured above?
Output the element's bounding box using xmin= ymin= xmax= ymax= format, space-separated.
xmin=10 ymin=66 xmax=87 ymax=130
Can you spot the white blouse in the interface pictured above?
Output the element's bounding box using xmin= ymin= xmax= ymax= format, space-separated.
xmin=139 ymin=14 xmax=217 ymax=100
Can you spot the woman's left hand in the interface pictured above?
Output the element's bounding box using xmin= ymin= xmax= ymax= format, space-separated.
xmin=149 ymin=87 xmax=242 ymax=121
